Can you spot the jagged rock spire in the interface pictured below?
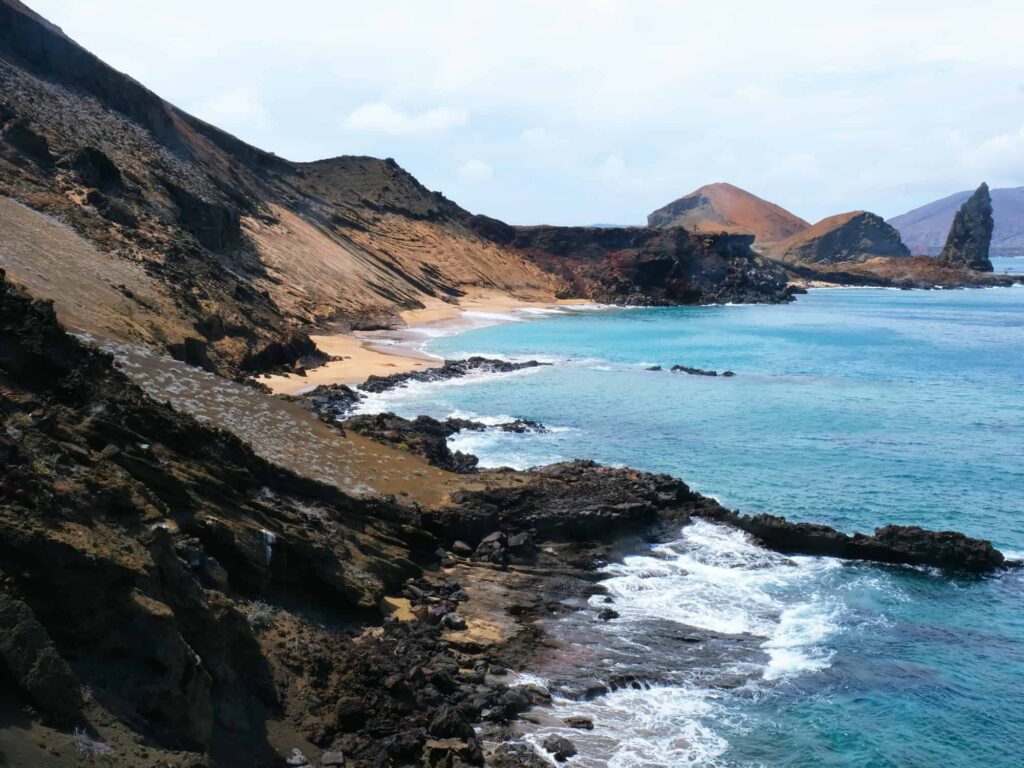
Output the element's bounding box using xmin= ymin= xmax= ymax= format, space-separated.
xmin=938 ymin=182 xmax=994 ymax=271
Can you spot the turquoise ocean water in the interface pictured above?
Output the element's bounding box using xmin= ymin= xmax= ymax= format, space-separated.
xmin=360 ymin=261 xmax=1024 ymax=767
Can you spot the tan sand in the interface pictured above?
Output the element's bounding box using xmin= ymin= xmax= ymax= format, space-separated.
xmin=260 ymin=290 xmax=590 ymax=395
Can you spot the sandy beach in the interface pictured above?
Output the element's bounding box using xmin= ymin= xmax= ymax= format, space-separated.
xmin=260 ymin=290 xmax=591 ymax=395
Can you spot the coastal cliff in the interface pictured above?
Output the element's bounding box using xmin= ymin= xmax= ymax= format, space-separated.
xmin=1 ymin=267 xmax=1010 ymax=766
xmin=468 ymin=219 xmax=796 ymax=305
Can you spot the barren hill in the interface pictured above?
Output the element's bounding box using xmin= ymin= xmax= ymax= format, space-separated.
xmin=0 ymin=0 xmax=557 ymax=376
xmin=647 ymin=182 xmax=810 ymax=244
xmin=770 ymin=210 xmax=910 ymax=264
xmin=888 ymin=186 xmax=1024 ymax=255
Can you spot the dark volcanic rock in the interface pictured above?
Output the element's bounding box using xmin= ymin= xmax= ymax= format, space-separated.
xmin=542 ymin=734 xmax=577 ymax=761
xmin=773 ymin=210 xmax=910 ymax=264
xmin=938 ymin=182 xmax=994 ymax=272
xmin=699 ymin=508 xmax=1006 ymax=572
xmin=488 ymin=225 xmax=795 ymax=306
xmin=72 ymin=146 xmax=123 ymax=192
xmin=360 ymin=356 xmax=548 ymax=394
xmin=670 ymin=364 xmax=734 ymax=377
xmin=341 ymin=412 xmax=480 ymax=472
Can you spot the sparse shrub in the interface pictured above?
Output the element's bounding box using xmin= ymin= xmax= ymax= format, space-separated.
xmin=247 ymin=599 xmax=277 ymax=631
xmin=72 ymin=727 xmax=114 ymax=763
xmin=397 ymin=442 xmax=410 ymax=451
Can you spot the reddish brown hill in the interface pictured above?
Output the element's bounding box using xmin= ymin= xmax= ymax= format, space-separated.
xmin=770 ymin=210 xmax=910 ymax=264
xmin=647 ymin=182 xmax=809 ymax=244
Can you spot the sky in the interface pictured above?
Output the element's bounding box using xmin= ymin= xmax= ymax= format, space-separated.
xmin=26 ymin=0 xmax=1024 ymax=225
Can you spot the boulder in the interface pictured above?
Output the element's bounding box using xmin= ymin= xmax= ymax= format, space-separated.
xmin=542 ymin=735 xmax=577 ymax=762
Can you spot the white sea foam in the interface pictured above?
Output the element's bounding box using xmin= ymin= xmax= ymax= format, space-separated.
xmin=520 ymin=686 xmax=729 ymax=767
xmin=597 ymin=521 xmax=840 ymax=680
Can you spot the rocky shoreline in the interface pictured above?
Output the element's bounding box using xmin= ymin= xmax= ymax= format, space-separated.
xmin=0 ymin=271 xmax=1014 ymax=768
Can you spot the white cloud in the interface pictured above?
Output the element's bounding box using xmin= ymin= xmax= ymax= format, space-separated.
xmin=598 ymin=154 xmax=626 ymax=182
xmin=961 ymin=125 xmax=1024 ymax=178
xmin=343 ymin=102 xmax=467 ymax=135
xmin=458 ymin=159 xmax=493 ymax=182
xmin=520 ymin=128 xmax=553 ymax=149
xmin=24 ymin=0 xmax=1024 ymax=224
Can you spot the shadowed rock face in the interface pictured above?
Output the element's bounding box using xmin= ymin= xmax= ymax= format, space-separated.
xmin=771 ymin=211 xmax=910 ymax=264
xmin=490 ymin=225 xmax=796 ymax=305
xmin=938 ymin=183 xmax=994 ymax=272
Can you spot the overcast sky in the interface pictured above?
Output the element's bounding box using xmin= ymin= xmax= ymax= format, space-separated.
xmin=27 ymin=0 xmax=1024 ymax=225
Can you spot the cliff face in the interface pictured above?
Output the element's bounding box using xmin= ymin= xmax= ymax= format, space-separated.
xmin=0 ymin=0 xmax=557 ymax=378
xmin=483 ymin=224 xmax=795 ymax=305
xmin=938 ymin=183 xmax=994 ymax=271
xmin=647 ymin=182 xmax=809 ymax=244
xmin=770 ymin=210 xmax=910 ymax=264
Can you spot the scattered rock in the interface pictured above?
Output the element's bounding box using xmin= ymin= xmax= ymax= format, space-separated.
xmin=542 ymin=734 xmax=578 ymax=762
xmin=286 ymin=747 xmax=309 ymax=766
xmin=318 ymin=750 xmax=346 ymax=767
xmin=441 ymin=612 xmax=467 ymax=630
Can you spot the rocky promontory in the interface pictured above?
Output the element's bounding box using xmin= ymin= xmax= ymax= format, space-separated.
xmin=938 ymin=182 xmax=995 ymax=271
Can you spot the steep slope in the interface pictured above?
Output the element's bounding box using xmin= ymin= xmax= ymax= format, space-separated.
xmin=647 ymin=182 xmax=809 ymax=244
xmin=937 ymin=182 xmax=994 ymax=272
xmin=889 ymin=186 xmax=1024 ymax=255
xmin=770 ymin=210 xmax=910 ymax=264
xmin=0 ymin=0 xmax=558 ymax=377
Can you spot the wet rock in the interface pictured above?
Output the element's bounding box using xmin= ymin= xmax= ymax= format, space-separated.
xmin=670 ymin=364 xmax=718 ymax=376
xmin=499 ymin=419 xmax=548 ymax=434
xmin=646 ymin=365 xmax=662 ymax=371
xmin=564 ymin=716 xmax=594 ymax=730
xmin=520 ymin=684 xmax=551 ymax=704
xmin=360 ymin=357 xmax=549 ymax=394
xmin=489 ymin=742 xmax=550 ymax=768
xmin=938 ymin=182 xmax=994 ymax=272
xmin=597 ymin=608 xmax=619 ymax=621
xmin=339 ymin=412 xmax=480 ymax=473
xmin=699 ymin=509 xmax=1007 ymax=572
xmin=541 ymin=735 xmax=577 ymax=762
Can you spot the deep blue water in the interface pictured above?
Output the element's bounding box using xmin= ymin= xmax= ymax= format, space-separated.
xmin=361 ymin=280 xmax=1024 ymax=767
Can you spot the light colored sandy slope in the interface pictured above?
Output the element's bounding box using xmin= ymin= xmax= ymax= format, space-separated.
xmin=244 ymin=204 xmax=562 ymax=326
xmin=0 ymin=196 xmax=189 ymax=343
xmin=648 ymin=182 xmax=810 ymax=243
